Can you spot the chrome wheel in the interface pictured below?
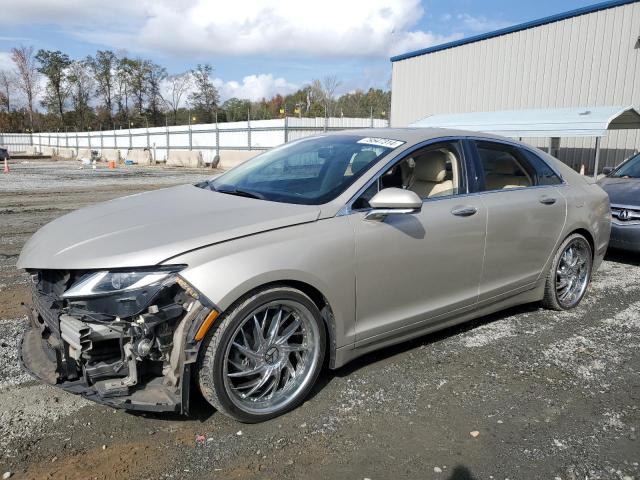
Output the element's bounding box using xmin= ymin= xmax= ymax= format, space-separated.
xmin=222 ymin=300 xmax=320 ymax=415
xmin=555 ymin=238 xmax=591 ymax=308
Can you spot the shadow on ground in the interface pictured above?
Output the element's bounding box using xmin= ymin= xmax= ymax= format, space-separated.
xmin=605 ymin=248 xmax=640 ymax=266
xmin=309 ymin=301 xmax=540 ymax=400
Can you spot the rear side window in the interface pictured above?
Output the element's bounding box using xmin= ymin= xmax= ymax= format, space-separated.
xmin=521 ymin=149 xmax=562 ymax=185
xmin=474 ymin=141 xmax=561 ymax=191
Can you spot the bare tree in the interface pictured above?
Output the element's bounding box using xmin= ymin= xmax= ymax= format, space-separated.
xmin=0 ymin=70 xmax=15 ymax=112
xmin=321 ymin=75 xmax=341 ymax=117
xmin=11 ymin=46 xmax=41 ymax=129
xmin=161 ymin=72 xmax=192 ymax=125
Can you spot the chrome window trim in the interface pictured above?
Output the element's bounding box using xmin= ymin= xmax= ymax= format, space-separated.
xmin=337 ymin=183 xmax=566 ymax=217
xmin=336 ymin=135 xmax=567 ymax=217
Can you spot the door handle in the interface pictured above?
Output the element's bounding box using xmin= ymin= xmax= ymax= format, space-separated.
xmin=451 ymin=206 xmax=478 ymax=217
xmin=539 ymin=196 xmax=557 ymax=205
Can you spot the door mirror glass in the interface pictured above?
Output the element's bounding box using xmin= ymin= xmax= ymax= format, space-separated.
xmin=365 ymin=188 xmax=422 ymax=221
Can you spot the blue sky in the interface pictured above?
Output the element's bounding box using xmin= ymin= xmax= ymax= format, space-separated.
xmin=0 ymin=0 xmax=601 ymax=101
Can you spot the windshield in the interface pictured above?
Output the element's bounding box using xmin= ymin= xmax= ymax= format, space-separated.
xmin=612 ymin=153 xmax=640 ymax=178
xmin=208 ymin=135 xmax=403 ymax=205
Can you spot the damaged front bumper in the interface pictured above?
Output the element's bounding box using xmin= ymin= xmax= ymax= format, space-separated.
xmin=19 ymin=271 xmax=216 ymax=414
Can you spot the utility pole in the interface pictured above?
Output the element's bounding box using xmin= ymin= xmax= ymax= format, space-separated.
xmin=188 ymin=109 xmax=193 ymax=151
xmin=284 ymin=105 xmax=289 ymax=143
xmin=247 ymin=108 xmax=251 ymax=151
xmin=145 ymin=117 xmax=150 ymax=149
xmin=215 ymin=110 xmax=219 ymax=158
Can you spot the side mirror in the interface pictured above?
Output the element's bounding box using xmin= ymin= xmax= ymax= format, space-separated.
xmin=602 ymin=166 xmax=614 ymax=175
xmin=365 ymin=188 xmax=422 ymax=221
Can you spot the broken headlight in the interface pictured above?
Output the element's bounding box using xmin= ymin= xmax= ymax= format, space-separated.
xmin=62 ymin=266 xmax=186 ymax=318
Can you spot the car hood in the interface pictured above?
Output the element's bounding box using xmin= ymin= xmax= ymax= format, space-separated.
xmin=17 ymin=184 xmax=321 ymax=270
xmin=597 ymin=177 xmax=640 ymax=206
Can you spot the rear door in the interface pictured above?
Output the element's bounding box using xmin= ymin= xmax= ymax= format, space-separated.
xmin=469 ymin=140 xmax=567 ymax=301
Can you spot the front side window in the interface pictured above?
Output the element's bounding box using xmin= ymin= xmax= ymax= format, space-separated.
xmin=209 ymin=135 xmax=403 ymax=205
xmin=475 ymin=141 xmax=560 ymax=191
xmin=352 ymin=141 xmax=463 ymax=210
xmin=612 ymin=153 xmax=640 ymax=178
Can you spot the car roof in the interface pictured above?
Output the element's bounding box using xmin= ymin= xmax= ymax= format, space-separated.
xmin=323 ymin=127 xmax=512 ymax=145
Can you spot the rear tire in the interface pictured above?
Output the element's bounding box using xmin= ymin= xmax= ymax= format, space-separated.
xmin=542 ymin=233 xmax=593 ymax=310
xmin=197 ymin=286 xmax=326 ymax=423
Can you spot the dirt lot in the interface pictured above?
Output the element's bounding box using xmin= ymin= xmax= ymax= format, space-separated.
xmin=1 ymin=160 xmax=639 ymax=480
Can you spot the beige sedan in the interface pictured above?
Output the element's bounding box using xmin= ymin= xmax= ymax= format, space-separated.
xmin=18 ymin=128 xmax=611 ymax=422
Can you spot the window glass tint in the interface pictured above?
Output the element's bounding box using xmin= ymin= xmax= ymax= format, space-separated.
xmin=210 ymin=135 xmax=400 ymax=205
xmin=521 ymin=149 xmax=562 ymax=185
xmin=475 ymin=141 xmax=561 ymax=191
xmin=352 ymin=141 xmax=463 ymax=209
xmin=476 ymin=141 xmax=533 ymax=191
xmin=612 ymin=153 xmax=640 ymax=178
xmin=248 ymin=151 xmax=326 ymax=182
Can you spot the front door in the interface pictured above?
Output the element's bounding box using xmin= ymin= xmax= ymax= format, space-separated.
xmin=348 ymin=141 xmax=487 ymax=346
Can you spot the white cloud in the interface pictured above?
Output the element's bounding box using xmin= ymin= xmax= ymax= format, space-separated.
xmin=0 ymin=51 xmax=13 ymax=71
xmin=214 ymin=74 xmax=298 ymax=101
xmin=0 ymin=0 xmax=456 ymax=58
xmin=159 ymin=72 xmax=299 ymax=105
xmin=456 ymin=13 xmax=511 ymax=33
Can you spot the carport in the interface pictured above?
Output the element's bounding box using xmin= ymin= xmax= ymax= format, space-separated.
xmin=409 ymin=106 xmax=640 ymax=177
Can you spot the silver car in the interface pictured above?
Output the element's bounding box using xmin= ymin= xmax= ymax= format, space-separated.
xmin=598 ymin=152 xmax=640 ymax=252
xmin=18 ymin=129 xmax=611 ymax=422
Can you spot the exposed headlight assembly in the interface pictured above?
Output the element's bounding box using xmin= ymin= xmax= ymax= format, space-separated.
xmin=62 ymin=266 xmax=186 ymax=318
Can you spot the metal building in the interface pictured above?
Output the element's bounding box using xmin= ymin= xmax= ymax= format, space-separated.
xmin=390 ymin=0 xmax=640 ymax=172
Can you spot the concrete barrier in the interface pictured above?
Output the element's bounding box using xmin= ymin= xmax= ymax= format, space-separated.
xmin=166 ymin=150 xmax=203 ymax=168
xmin=101 ymin=149 xmax=121 ymax=162
xmin=41 ymin=146 xmax=57 ymax=157
xmin=125 ymin=149 xmax=154 ymax=166
xmin=217 ymin=150 xmax=265 ymax=170
xmin=56 ymin=148 xmax=76 ymax=159
xmin=77 ymin=148 xmax=92 ymax=161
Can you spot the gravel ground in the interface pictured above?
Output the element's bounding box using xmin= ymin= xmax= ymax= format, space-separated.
xmin=0 ymin=160 xmax=638 ymax=480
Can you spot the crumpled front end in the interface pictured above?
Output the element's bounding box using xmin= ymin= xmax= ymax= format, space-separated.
xmin=20 ymin=269 xmax=215 ymax=413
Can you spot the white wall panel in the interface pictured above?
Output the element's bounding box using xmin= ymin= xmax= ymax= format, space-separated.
xmin=0 ymin=117 xmax=388 ymax=163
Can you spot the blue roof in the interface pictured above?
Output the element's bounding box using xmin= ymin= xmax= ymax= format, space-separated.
xmin=408 ymin=106 xmax=640 ymax=138
xmin=391 ymin=0 xmax=639 ymax=62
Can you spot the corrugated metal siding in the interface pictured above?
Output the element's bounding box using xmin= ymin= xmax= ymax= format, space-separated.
xmin=391 ymin=2 xmax=640 ymax=172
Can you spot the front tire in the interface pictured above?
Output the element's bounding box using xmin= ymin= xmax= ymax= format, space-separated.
xmin=542 ymin=233 xmax=593 ymax=310
xmin=197 ymin=286 xmax=326 ymax=423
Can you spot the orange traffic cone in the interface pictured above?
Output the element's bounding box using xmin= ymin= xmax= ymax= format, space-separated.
xmin=3 ymin=158 xmax=9 ymax=174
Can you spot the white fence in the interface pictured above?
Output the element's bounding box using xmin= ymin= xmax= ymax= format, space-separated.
xmin=0 ymin=117 xmax=389 ymax=164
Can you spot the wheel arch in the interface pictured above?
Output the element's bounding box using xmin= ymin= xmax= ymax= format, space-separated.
xmin=568 ymin=227 xmax=596 ymax=259
xmin=215 ymin=278 xmax=339 ymax=370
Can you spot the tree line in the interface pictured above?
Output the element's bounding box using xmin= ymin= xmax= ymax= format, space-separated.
xmin=0 ymin=46 xmax=390 ymax=133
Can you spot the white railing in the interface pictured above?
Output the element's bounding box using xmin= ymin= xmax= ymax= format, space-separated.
xmin=0 ymin=117 xmax=389 ymax=164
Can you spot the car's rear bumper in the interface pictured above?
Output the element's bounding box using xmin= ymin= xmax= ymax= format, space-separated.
xmin=609 ymin=221 xmax=640 ymax=253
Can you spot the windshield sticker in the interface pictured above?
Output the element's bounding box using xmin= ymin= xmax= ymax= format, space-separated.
xmin=357 ymin=137 xmax=405 ymax=149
